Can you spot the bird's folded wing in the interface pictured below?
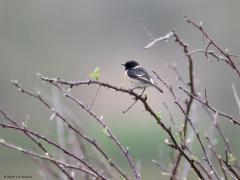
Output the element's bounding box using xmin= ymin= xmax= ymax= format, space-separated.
xmin=127 ymin=67 xmax=154 ymax=84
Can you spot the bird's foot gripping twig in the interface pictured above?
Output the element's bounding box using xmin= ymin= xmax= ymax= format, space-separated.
xmin=122 ymin=88 xmax=146 ymax=113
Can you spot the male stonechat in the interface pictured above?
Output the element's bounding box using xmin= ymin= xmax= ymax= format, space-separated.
xmin=122 ymin=60 xmax=163 ymax=93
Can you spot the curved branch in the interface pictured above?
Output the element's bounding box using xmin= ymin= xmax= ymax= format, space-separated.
xmin=38 ymin=74 xmax=204 ymax=180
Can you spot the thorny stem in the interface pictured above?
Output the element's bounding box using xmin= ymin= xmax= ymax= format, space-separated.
xmin=170 ymin=30 xmax=196 ymax=179
xmin=46 ymin=82 xmax=141 ymax=180
xmin=10 ymin=81 xmax=129 ymax=180
xmin=0 ymin=116 xmax=107 ymax=179
xmin=0 ymin=14 xmax=239 ymax=180
xmin=179 ymin=86 xmax=240 ymax=126
xmin=0 ymin=110 xmax=74 ymax=180
xmin=152 ymin=71 xmax=220 ymax=179
xmin=184 ymin=14 xmax=240 ymax=78
xmin=0 ymin=139 xmax=97 ymax=178
xmin=38 ymin=74 xmax=204 ymax=180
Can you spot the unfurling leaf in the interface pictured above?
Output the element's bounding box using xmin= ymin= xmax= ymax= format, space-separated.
xmin=102 ymin=127 xmax=110 ymax=137
xmin=228 ymin=153 xmax=237 ymax=164
xmin=156 ymin=112 xmax=162 ymax=120
xmin=90 ymin=67 xmax=100 ymax=81
xmin=191 ymin=155 xmax=198 ymax=161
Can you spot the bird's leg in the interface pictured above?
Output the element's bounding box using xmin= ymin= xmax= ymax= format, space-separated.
xmin=123 ymin=88 xmax=146 ymax=113
xmin=130 ymin=88 xmax=145 ymax=100
xmin=140 ymin=88 xmax=146 ymax=96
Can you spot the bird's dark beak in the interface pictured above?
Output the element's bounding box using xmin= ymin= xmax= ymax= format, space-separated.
xmin=121 ymin=63 xmax=125 ymax=66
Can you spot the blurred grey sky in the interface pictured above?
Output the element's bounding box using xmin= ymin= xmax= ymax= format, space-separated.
xmin=1 ymin=0 xmax=240 ymax=128
xmin=0 ymin=0 xmax=240 ymax=179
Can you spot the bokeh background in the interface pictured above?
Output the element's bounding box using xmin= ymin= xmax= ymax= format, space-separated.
xmin=0 ymin=0 xmax=240 ymax=179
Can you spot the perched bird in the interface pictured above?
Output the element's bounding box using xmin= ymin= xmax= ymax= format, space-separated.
xmin=122 ymin=60 xmax=163 ymax=93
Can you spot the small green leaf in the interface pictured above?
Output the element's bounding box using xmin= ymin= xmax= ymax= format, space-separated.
xmin=164 ymin=138 xmax=170 ymax=144
xmin=191 ymin=155 xmax=198 ymax=161
xmin=156 ymin=112 xmax=162 ymax=120
xmin=161 ymin=172 xmax=171 ymax=176
xmin=228 ymin=153 xmax=237 ymax=164
xmin=90 ymin=67 xmax=100 ymax=81
xmin=120 ymin=176 xmax=126 ymax=180
xmin=177 ymin=130 xmax=184 ymax=140
xmin=102 ymin=127 xmax=110 ymax=137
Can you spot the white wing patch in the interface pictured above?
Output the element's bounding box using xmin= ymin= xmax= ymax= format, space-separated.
xmin=126 ymin=67 xmax=156 ymax=89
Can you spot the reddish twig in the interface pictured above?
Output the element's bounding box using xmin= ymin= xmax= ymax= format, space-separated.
xmin=167 ymin=63 xmax=188 ymax=87
xmin=37 ymin=76 xmax=140 ymax=180
xmin=205 ymin=135 xmax=229 ymax=180
xmin=184 ymin=14 xmax=240 ymax=78
xmin=0 ymin=109 xmax=73 ymax=180
xmin=168 ymin=30 xmax=196 ymax=179
xmin=179 ymin=86 xmax=240 ymax=126
xmin=153 ymin=71 xmax=220 ymax=180
xmin=0 ymin=121 xmax=106 ymax=179
xmin=11 ymin=80 xmax=128 ymax=180
xmin=0 ymin=139 xmax=97 ymax=178
xmin=162 ymin=102 xmax=175 ymax=125
xmin=38 ymin=73 xmax=204 ymax=180
xmin=224 ymin=150 xmax=240 ymax=179
xmin=88 ymin=85 xmax=101 ymax=110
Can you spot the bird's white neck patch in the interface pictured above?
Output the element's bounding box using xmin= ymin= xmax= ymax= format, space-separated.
xmin=133 ymin=65 xmax=140 ymax=69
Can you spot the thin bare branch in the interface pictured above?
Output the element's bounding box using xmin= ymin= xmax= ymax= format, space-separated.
xmin=205 ymin=135 xmax=229 ymax=180
xmin=0 ymin=119 xmax=106 ymax=179
xmin=184 ymin=14 xmax=240 ymax=78
xmin=179 ymin=86 xmax=240 ymax=126
xmin=162 ymin=102 xmax=175 ymax=125
xmin=224 ymin=150 xmax=240 ymax=179
xmin=88 ymin=85 xmax=101 ymax=111
xmin=11 ymin=80 xmax=128 ymax=180
xmin=232 ymin=84 xmax=240 ymax=117
xmin=38 ymin=73 xmax=204 ymax=180
xmin=144 ymin=31 xmax=174 ymax=49
xmin=38 ymin=78 xmax=140 ymax=180
xmin=0 ymin=139 xmax=97 ymax=178
xmin=0 ymin=109 xmax=73 ymax=180
xmin=153 ymin=71 xmax=220 ymax=180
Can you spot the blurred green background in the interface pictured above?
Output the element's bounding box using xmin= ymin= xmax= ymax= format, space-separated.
xmin=0 ymin=0 xmax=240 ymax=179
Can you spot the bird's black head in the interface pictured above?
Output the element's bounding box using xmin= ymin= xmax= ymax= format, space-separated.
xmin=122 ymin=60 xmax=139 ymax=70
